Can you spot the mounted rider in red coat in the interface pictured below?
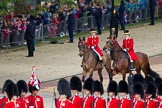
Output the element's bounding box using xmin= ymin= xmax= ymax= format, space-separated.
xmin=87 ymin=29 xmax=104 ymax=68
xmin=122 ymin=30 xmax=138 ymax=71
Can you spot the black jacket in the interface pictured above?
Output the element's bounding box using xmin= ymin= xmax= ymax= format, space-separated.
xmin=25 ymin=20 xmax=36 ymax=41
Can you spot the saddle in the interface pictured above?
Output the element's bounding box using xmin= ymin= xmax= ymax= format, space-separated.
xmin=122 ymin=50 xmax=131 ymax=63
xmin=91 ymin=49 xmax=99 ymax=62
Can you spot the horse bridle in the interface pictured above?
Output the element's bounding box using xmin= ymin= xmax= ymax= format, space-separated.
xmin=78 ymin=41 xmax=88 ymax=56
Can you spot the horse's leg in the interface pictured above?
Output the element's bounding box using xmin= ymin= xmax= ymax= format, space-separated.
xmin=89 ymin=69 xmax=94 ymax=78
xmin=82 ymin=70 xmax=87 ymax=82
xmin=105 ymin=62 xmax=113 ymax=81
xmin=97 ymin=69 xmax=103 ymax=83
xmin=122 ymin=70 xmax=127 ymax=81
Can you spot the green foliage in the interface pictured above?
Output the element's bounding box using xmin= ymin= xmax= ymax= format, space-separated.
xmin=60 ymin=0 xmax=77 ymax=8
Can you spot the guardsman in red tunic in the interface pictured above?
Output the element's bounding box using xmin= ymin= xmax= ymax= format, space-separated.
xmin=158 ymin=83 xmax=162 ymax=108
xmin=107 ymin=80 xmax=118 ymax=108
xmin=93 ymin=80 xmax=106 ymax=108
xmin=83 ymin=78 xmax=94 ymax=108
xmin=145 ymin=82 xmax=156 ymax=108
xmin=87 ymin=29 xmax=104 ymax=67
xmin=56 ymin=78 xmax=72 ymax=108
xmin=0 ymin=79 xmax=14 ymax=108
xmin=133 ymin=83 xmax=144 ymax=108
xmin=122 ymin=30 xmax=138 ymax=71
xmin=4 ymin=81 xmax=21 ymax=108
xmin=26 ymin=66 xmax=44 ymax=108
xmin=70 ymin=76 xmax=82 ymax=108
xmin=118 ymin=80 xmax=131 ymax=108
xmin=16 ymin=80 xmax=29 ymax=108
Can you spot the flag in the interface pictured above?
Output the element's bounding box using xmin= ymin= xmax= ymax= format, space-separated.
xmin=28 ymin=65 xmax=40 ymax=90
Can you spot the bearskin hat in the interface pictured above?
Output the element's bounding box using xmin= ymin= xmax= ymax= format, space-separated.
xmin=17 ymin=80 xmax=28 ymax=96
xmin=6 ymin=82 xmax=19 ymax=100
xmin=83 ymin=77 xmax=94 ymax=94
xmin=158 ymin=83 xmax=162 ymax=95
xmin=145 ymin=82 xmax=156 ymax=98
xmin=133 ymin=83 xmax=144 ymax=98
xmin=57 ymin=78 xmax=71 ymax=98
xmin=28 ymin=79 xmax=40 ymax=93
xmin=155 ymin=78 xmax=162 ymax=89
xmin=144 ymin=76 xmax=154 ymax=89
xmin=93 ymin=80 xmax=104 ymax=95
xmin=2 ymin=79 xmax=14 ymax=93
xmin=70 ymin=76 xmax=82 ymax=92
xmin=107 ymin=80 xmax=118 ymax=96
xmin=119 ymin=80 xmax=128 ymax=93
xmin=133 ymin=74 xmax=144 ymax=85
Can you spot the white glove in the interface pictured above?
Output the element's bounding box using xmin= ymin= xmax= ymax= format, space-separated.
xmin=91 ymin=46 xmax=95 ymax=49
xmin=123 ymin=49 xmax=127 ymax=52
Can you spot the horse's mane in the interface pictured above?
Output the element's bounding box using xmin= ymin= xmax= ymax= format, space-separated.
xmin=115 ymin=43 xmax=130 ymax=61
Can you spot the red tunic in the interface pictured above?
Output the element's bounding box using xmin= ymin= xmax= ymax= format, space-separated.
xmin=0 ymin=97 xmax=8 ymax=108
xmin=159 ymin=101 xmax=162 ymax=108
xmin=146 ymin=99 xmax=156 ymax=108
xmin=17 ymin=98 xmax=28 ymax=108
xmin=133 ymin=99 xmax=144 ymax=108
xmin=83 ymin=96 xmax=94 ymax=108
xmin=120 ymin=98 xmax=131 ymax=108
xmin=122 ymin=37 xmax=138 ymax=60
xmin=71 ymin=95 xmax=82 ymax=108
xmin=87 ymin=35 xmax=103 ymax=56
xmin=94 ymin=97 xmax=106 ymax=108
xmin=4 ymin=101 xmax=21 ymax=108
xmin=56 ymin=99 xmax=72 ymax=108
xmin=26 ymin=95 xmax=44 ymax=108
xmin=107 ymin=97 xmax=118 ymax=108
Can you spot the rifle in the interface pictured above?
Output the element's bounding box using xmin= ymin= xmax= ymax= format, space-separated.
xmin=82 ymin=90 xmax=84 ymax=108
xmin=51 ymin=88 xmax=57 ymax=108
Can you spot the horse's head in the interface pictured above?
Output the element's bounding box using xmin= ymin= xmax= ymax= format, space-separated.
xmin=103 ymin=39 xmax=117 ymax=51
xmin=78 ymin=37 xmax=88 ymax=57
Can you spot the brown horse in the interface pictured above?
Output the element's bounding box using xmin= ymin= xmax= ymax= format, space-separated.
xmin=78 ymin=37 xmax=112 ymax=82
xmin=103 ymin=39 xmax=160 ymax=80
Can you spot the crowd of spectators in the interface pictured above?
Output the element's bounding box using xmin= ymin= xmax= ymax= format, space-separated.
xmin=0 ymin=0 xmax=162 ymax=47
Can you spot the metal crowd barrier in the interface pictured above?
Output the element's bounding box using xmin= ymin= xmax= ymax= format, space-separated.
xmin=0 ymin=5 xmax=162 ymax=49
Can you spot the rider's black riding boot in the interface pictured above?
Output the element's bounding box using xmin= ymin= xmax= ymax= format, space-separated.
xmin=129 ymin=61 xmax=136 ymax=71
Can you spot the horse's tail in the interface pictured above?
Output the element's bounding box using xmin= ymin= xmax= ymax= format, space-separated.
xmin=147 ymin=63 xmax=160 ymax=78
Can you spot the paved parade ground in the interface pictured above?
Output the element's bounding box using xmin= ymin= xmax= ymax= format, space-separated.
xmin=0 ymin=23 xmax=162 ymax=107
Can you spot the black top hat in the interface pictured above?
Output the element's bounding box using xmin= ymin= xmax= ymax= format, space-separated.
xmin=133 ymin=74 xmax=144 ymax=85
xmin=6 ymin=82 xmax=19 ymax=100
xmin=90 ymin=28 xmax=96 ymax=33
xmin=93 ymin=80 xmax=104 ymax=95
xmin=70 ymin=76 xmax=82 ymax=92
xmin=17 ymin=80 xmax=28 ymax=96
xmin=133 ymin=83 xmax=144 ymax=98
xmin=119 ymin=80 xmax=128 ymax=93
xmin=107 ymin=80 xmax=118 ymax=96
xmin=57 ymin=78 xmax=71 ymax=98
xmin=124 ymin=30 xmax=130 ymax=34
xmin=145 ymin=82 xmax=156 ymax=98
xmin=2 ymin=79 xmax=14 ymax=93
xmin=83 ymin=77 xmax=94 ymax=94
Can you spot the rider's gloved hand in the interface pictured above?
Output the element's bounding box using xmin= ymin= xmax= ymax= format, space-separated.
xmin=91 ymin=46 xmax=95 ymax=49
xmin=123 ymin=49 xmax=127 ymax=52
